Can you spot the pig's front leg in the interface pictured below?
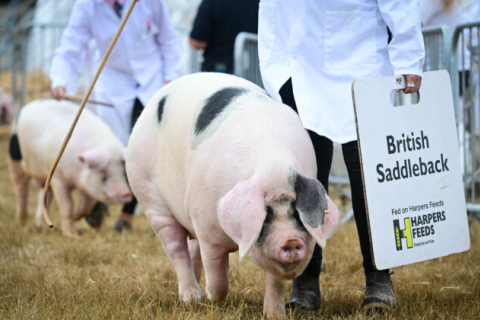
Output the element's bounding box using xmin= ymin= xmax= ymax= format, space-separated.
xmin=73 ymin=191 xmax=96 ymax=221
xmin=199 ymin=243 xmax=229 ymax=301
xmin=35 ymin=188 xmax=53 ymax=228
xmin=50 ymin=179 xmax=76 ymax=236
xmin=188 ymin=238 xmax=203 ymax=283
xmin=263 ymin=272 xmax=286 ymax=318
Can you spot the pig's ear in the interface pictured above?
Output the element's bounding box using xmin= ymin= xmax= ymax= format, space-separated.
xmin=217 ymin=180 xmax=266 ymax=261
xmin=294 ymin=174 xmax=339 ymax=249
xmin=78 ymin=148 xmax=109 ymax=169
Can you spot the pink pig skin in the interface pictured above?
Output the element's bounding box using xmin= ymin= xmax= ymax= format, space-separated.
xmin=126 ymin=73 xmax=339 ymax=318
xmin=9 ymin=99 xmax=132 ymax=236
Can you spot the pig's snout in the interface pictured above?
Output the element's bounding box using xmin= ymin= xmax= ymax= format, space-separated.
xmin=278 ymin=239 xmax=306 ymax=264
xmin=119 ymin=190 xmax=133 ymax=203
xmin=107 ymin=188 xmax=133 ymax=204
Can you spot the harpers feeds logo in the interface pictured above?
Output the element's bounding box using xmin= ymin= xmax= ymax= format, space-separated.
xmin=392 ymin=205 xmax=446 ymax=250
xmin=393 ymin=218 xmax=413 ymax=250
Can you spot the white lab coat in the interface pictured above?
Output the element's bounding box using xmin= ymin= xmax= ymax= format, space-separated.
xmin=50 ymin=0 xmax=181 ymax=145
xmin=258 ymin=0 xmax=425 ymax=143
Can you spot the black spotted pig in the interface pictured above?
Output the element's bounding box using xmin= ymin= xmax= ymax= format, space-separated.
xmin=9 ymin=99 xmax=132 ymax=236
xmin=126 ymin=73 xmax=338 ymax=318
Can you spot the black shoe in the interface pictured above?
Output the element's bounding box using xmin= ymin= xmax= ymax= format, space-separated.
xmin=285 ymin=274 xmax=321 ymax=311
xmin=85 ymin=202 xmax=109 ymax=228
xmin=362 ymin=271 xmax=397 ymax=310
xmin=114 ymin=219 xmax=132 ymax=232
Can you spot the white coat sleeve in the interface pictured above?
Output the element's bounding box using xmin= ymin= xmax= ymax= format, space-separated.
xmin=49 ymin=1 xmax=92 ymax=92
xmin=155 ymin=0 xmax=181 ymax=82
xmin=378 ymin=0 xmax=425 ymax=77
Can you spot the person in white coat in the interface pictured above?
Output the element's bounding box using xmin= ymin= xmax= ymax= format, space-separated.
xmin=259 ymin=0 xmax=424 ymax=311
xmin=50 ymin=0 xmax=181 ymax=231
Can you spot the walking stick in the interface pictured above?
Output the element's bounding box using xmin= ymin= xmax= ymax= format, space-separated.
xmin=41 ymin=92 xmax=115 ymax=107
xmin=42 ymin=0 xmax=138 ymax=228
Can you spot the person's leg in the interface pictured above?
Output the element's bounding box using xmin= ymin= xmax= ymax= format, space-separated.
xmin=341 ymin=140 xmax=397 ymax=309
xmin=279 ymin=78 xmax=333 ymax=310
xmin=114 ymin=98 xmax=144 ymax=232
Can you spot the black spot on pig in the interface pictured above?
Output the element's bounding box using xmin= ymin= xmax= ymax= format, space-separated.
xmin=294 ymin=173 xmax=327 ymax=228
xmin=256 ymin=206 xmax=275 ymax=246
xmin=289 ymin=203 xmax=308 ymax=232
xmin=157 ymin=96 xmax=167 ymax=123
xmin=9 ymin=133 xmax=22 ymax=161
xmin=195 ymin=87 xmax=247 ymax=135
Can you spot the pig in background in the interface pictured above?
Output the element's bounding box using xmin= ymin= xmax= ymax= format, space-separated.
xmin=126 ymin=73 xmax=339 ymax=318
xmin=0 ymin=86 xmax=16 ymax=125
xmin=8 ymin=99 xmax=132 ymax=236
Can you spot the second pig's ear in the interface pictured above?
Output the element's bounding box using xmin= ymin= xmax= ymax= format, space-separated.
xmin=78 ymin=147 xmax=109 ymax=169
xmin=294 ymin=174 xmax=339 ymax=249
xmin=217 ymin=179 xmax=266 ymax=261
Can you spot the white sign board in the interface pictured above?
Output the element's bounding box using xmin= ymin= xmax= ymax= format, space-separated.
xmin=352 ymin=70 xmax=470 ymax=270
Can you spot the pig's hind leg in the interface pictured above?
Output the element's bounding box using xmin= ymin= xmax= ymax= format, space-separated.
xmin=144 ymin=191 xmax=203 ymax=303
xmin=9 ymin=160 xmax=30 ymax=225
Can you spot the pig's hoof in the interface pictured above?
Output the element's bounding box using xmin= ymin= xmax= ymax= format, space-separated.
xmin=180 ymin=287 xmax=204 ymax=303
xmin=263 ymin=305 xmax=286 ymax=319
xmin=85 ymin=202 xmax=109 ymax=228
xmin=63 ymin=231 xmax=80 ymax=238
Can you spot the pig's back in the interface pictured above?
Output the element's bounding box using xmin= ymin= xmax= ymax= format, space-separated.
xmin=16 ymin=99 xmax=121 ymax=179
xmin=136 ymin=73 xmax=315 ymax=218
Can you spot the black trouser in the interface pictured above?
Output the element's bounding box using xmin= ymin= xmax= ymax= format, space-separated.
xmin=279 ymin=78 xmax=386 ymax=275
xmin=121 ymin=98 xmax=143 ymax=215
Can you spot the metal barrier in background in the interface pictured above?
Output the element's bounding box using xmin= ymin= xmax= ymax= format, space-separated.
xmin=451 ymin=20 xmax=480 ymax=214
xmin=176 ymin=26 xmax=202 ymax=75
xmin=422 ymin=25 xmax=451 ymax=72
xmin=234 ymin=32 xmax=263 ymax=88
xmin=19 ymin=21 xmax=66 ymax=106
xmin=0 ymin=0 xmax=19 ymax=103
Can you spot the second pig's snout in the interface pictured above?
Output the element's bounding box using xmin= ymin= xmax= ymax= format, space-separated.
xmin=278 ymin=239 xmax=306 ymax=264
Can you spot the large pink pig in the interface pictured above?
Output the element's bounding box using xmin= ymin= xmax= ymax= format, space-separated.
xmin=126 ymin=73 xmax=338 ymax=318
xmin=9 ymin=99 xmax=132 ymax=236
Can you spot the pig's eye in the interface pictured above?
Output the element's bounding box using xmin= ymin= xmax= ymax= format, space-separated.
xmin=264 ymin=206 xmax=274 ymax=224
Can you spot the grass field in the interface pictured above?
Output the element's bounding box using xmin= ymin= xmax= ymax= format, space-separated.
xmin=0 ymin=125 xmax=479 ymax=319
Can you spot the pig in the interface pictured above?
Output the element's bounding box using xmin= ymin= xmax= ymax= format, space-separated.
xmin=126 ymin=73 xmax=339 ymax=318
xmin=8 ymin=99 xmax=132 ymax=236
xmin=0 ymin=86 xmax=16 ymax=125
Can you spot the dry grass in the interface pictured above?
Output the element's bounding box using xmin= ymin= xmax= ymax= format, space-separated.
xmin=0 ymin=127 xmax=479 ymax=320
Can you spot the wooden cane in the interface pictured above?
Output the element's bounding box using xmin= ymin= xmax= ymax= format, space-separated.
xmin=63 ymin=95 xmax=114 ymax=107
xmin=41 ymin=92 xmax=114 ymax=107
xmin=42 ymin=0 xmax=138 ymax=228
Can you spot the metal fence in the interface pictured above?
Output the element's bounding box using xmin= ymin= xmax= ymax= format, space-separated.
xmin=19 ymin=21 xmax=67 ymax=106
xmin=423 ymin=25 xmax=451 ymax=72
xmin=450 ymin=20 xmax=480 ymax=214
xmin=233 ymin=32 xmax=263 ymax=88
xmin=0 ymin=0 xmax=18 ymax=103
